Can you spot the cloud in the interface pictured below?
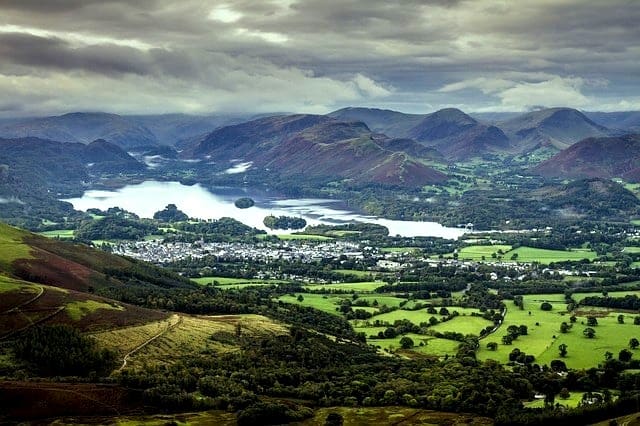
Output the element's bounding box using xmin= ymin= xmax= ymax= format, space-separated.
xmin=0 ymin=0 xmax=637 ymax=115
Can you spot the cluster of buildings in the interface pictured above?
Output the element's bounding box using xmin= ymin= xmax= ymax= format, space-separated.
xmin=111 ymin=239 xmax=364 ymax=264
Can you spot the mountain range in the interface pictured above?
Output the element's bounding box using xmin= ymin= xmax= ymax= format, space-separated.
xmin=1 ymin=106 xmax=639 ymax=186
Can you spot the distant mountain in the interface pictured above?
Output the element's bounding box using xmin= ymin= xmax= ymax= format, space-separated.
xmin=533 ymin=134 xmax=640 ymax=181
xmin=187 ymin=114 xmax=447 ymax=186
xmin=406 ymin=108 xmax=510 ymax=160
xmin=328 ymin=107 xmax=424 ymax=138
xmin=0 ymin=113 xmax=158 ymax=149
xmin=500 ymin=107 xmax=611 ymax=151
xmin=129 ymin=113 xmax=251 ymax=146
xmin=584 ymin=111 xmax=640 ymax=133
xmin=0 ymin=137 xmax=144 ymax=192
xmin=330 ymin=107 xmax=510 ymax=160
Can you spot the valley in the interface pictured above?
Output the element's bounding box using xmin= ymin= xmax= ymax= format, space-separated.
xmin=2 ymin=107 xmax=640 ymax=425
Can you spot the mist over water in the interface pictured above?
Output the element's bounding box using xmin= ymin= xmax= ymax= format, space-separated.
xmin=63 ymin=180 xmax=466 ymax=239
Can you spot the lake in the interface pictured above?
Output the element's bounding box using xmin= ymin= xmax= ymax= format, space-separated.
xmin=63 ymin=181 xmax=466 ymax=239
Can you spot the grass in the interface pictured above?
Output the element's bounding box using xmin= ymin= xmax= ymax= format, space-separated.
xmin=97 ymin=314 xmax=287 ymax=370
xmin=430 ymin=315 xmax=493 ymax=335
xmin=524 ymin=391 xmax=585 ymax=408
xmin=193 ymin=276 xmax=288 ymax=286
xmin=573 ymin=290 xmax=640 ymax=304
xmin=275 ymin=233 xmax=333 ymax=240
xmin=0 ymin=274 xmax=29 ymax=293
xmin=455 ymin=245 xmax=512 ymax=261
xmin=508 ymin=246 xmax=597 ymax=264
xmin=278 ymin=293 xmax=343 ymax=315
xmin=65 ymin=300 xmax=124 ymax=321
xmin=37 ymin=229 xmax=75 ymax=239
xmin=333 ymin=269 xmax=375 ymax=278
xmin=380 ymin=247 xmax=420 ymax=254
xmin=0 ymin=223 xmax=32 ymax=270
xmin=452 ymin=244 xmax=597 ymax=264
xmin=478 ymin=295 xmax=640 ymax=369
xmin=303 ymin=281 xmax=385 ymax=292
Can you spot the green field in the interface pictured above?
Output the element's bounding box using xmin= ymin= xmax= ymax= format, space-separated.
xmin=0 ymin=223 xmax=33 ymax=269
xmin=303 ymin=281 xmax=385 ymax=292
xmin=38 ymin=229 xmax=75 ymax=239
xmin=333 ymin=269 xmax=375 ymax=278
xmin=193 ymin=276 xmax=288 ymax=286
xmin=455 ymin=245 xmax=512 ymax=261
xmin=508 ymin=246 xmax=597 ymax=263
xmin=65 ymin=300 xmax=124 ymax=321
xmin=573 ymin=290 xmax=640 ymax=303
xmin=430 ymin=315 xmax=493 ymax=335
xmin=453 ymin=244 xmax=597 ymax=264
xmin=0 ymin=275 xmax=32 ymax=293
xmin=478 ymin=295 xmax=640 ymax=369
xmin=278 ymin=293 xmax=343 ymax=315
xmin=624 ymin=247 xmax=640 ymax=253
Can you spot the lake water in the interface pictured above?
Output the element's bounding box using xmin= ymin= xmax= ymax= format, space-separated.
xmin=63 ymin=181 xmax=466 ymax=239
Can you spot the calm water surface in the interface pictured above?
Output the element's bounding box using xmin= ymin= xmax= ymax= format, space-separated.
xmin=63 ymin=181 xmax=466 ymax=239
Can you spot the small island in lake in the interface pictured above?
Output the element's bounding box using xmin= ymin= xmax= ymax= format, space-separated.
xmin=263 ymin=215 xmax=307 ymax=230
xmin=234 ymin=197 xmax=255 ymax=209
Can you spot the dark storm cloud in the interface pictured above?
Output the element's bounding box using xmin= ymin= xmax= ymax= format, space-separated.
xmin=0 ymin=0 xmax=638 ymax=116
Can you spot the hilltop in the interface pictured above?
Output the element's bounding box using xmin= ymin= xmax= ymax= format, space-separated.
xmin=186 ymin=114 xmax=447 ymax=186
xmin=500 ymin=107 xmax=611 ymax=151
xmin=533 ymin=134 xmax=640 ymax=181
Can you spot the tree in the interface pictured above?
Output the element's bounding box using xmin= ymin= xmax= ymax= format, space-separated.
xmin=570 ymin=315 xmax=577 ymax=323
xmin=540 ymin=302 xmax=553 ymax=311
xmin=383 ymin=327 xmax=397 ymax=339
xmin=153 ymin=204 xmax=188 ymax=222
xmin=619 ymin=349 xmax=633 ymax=362
xmin=325 ymin=412 xmax=344 ymax=426
xmin=559 ymin=388 xmax=570 ymax=399
xmin=559 ymin=343 xmax=568 ymax=357
xmin=635 ymin=316 xmax=640 ymax=325
xmin=486 ymin=342 xmax=498 ymax=351
xmin=587 ymin=316 xmax=598 ymax=326
xmin=508 ymin=348 xmax=521 ymax=362
xmin=518 ymin=325 xmax=528 ymax=336
xmin=502 ymin=335 xmax=513 ymax=345
xmin=583 ymin=327 xmax=596 ymax=338
xmin=560 ymin=322 xmax=570 ymax=333
xmin=630 ymin=338 xmax=639 ymax=349
xmin=399 ymin=336 xmax=414 ymax=349
xmin=297 ymin=294 xmax=304 ymax=302
xmin=618 ymin=314 xmax=625 ymax=324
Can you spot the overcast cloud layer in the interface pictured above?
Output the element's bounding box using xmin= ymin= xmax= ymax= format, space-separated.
xmin=0 ymin=0 xmax=638 ymax=117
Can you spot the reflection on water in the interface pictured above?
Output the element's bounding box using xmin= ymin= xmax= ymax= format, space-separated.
xmin=63 ymin=181 xmax=466 ymax=239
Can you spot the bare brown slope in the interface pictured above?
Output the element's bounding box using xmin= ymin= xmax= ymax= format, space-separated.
xmin=533 ymin=134 xmax=640 ymax=180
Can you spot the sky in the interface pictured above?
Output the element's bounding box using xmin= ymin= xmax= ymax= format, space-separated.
xmin=0 ymin=0 xmax=639 ymax=117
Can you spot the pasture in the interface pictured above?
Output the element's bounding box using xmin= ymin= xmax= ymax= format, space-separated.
xmin=508 ymin=246 xmax=597 ymax=263
xmin=452 ymin=243 xmax=597 ymax=264
xmin=303 ymin=281 xmax=385 ymax=292
xmin=455 ymin=245 xmax=512 ymax=261
xmin=477 ymin=295 xmax=640 ymax=369
xmin=38 ymin=229 xmax=75 ymax=239
xmin=193 ymin=276 xmax=287 ymax=286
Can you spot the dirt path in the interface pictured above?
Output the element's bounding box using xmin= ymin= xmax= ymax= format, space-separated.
xmin=0 ymin=285 xmax=44 ymax=315
xmin=118 ymin=314 xmax=182 ymax=371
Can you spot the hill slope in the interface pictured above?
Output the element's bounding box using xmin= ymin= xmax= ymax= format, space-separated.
xmin=533 ymin=134 xmax=640 ymax=181
xmin=500 ymin=107 xmax=611 ymax=151
xmin=188 ymin=114 xmax=447 ymax=186
xmin=407 ymin=108 xmax=510 ymax=160
xmin=0 ymin=113 xmax=158 ymax=149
